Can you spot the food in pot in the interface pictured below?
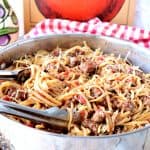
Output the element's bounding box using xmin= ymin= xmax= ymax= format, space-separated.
xmin=0 ymin=42 xmax=150 ymax=136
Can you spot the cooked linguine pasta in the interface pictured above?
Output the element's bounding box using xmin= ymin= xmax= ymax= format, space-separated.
xmin=0 ymin=42 xmax=150 ymax=136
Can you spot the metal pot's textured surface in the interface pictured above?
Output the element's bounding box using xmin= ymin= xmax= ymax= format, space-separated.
xmin=0 ymin=34 xmax=150 ymax=150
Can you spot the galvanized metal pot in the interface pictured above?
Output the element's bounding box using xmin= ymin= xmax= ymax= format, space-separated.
xmin=0 ymin=34 xmax=150 ymax=150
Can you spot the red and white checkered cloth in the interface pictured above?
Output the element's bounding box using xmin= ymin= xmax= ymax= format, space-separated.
xmin=25 ymin=18 xmax=150 ymax=49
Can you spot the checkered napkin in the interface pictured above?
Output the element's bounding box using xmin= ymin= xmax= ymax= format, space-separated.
xmin=25 ymin=18 xmax=150 ymax=49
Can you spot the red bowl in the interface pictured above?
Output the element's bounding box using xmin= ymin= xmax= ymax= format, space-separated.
xmin=35 ymin=0 xmax=125 ymax=21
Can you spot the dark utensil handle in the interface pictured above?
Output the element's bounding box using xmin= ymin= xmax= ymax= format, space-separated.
xmin=0 ymin=70 xmax=18 ymax=79
xmin=0 ymin=100 xmax=68 ymax=128
xmin=0 ymin=99 xmax=68 ymax=120
xmin=0 ymin=105 xmax=68 ymax=128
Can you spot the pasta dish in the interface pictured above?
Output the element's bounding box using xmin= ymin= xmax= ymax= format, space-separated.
xmin=0 ymin=42 xmax=150 ymax=136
